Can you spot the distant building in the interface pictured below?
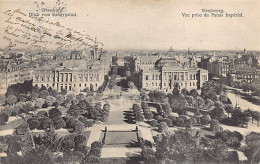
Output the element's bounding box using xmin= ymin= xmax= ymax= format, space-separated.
xmin=32 ymin=51 xmax=106 ymax=93
xmin=140 ymin=58 xmax=208 ymax=92
xmin=0 ymin=61 xmax=33 ymax=94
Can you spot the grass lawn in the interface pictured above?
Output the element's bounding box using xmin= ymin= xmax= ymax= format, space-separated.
xmin=104 ymin=131 xmax=138 ymax=146
xmin=101 ymin=157 xmax=142 ymax=164
xmin=0 ymin=117 xmax=26 ymax=131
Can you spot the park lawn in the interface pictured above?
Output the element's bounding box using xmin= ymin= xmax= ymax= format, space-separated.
xmin=101 ymin=157 xmax=142 ymax=164
xmin=105 ymin=131 xmax=138 ymax=145
xmin=0 ymin=117 xmax=26 ymax=131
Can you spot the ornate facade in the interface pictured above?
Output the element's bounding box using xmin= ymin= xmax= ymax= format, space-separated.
xmin=140 ymin=58 xmax=208 ymax=92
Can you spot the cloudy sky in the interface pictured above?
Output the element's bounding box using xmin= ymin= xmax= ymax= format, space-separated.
xmin=0 ymin=0 xmax=259 ymax=50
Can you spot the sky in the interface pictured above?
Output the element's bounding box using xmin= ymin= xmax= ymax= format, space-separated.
xmin=0 ymin=0 xmax=259 ymax=51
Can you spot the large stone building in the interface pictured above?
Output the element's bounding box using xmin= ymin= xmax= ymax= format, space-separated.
xmin=32 ymin=51 xmax=107 ymax=93
xmin=140 ymin=58 xmax=208 ymax=92
xmin=0 ymin=61 xmax=33 ymax=94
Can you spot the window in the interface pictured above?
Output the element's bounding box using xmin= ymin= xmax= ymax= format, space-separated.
xmin=79 ymin=83 xmax=81 ymax=87
xmin=190 ymin=82 xmax=191 ymax=86
xmin=85 ymin=84 xmax=87 ymax=87
xmin=152 ymin=75 xmax=154 ymax=80
xmin=146 ymin=75 xmax=149 ymax=80
xmin=152 ymin=83 xmax=154 ymax=86
xmin=164 ymin=83 xmax=166 ymax=86
xmin=174 ymin=75 xmax=177 ymax=80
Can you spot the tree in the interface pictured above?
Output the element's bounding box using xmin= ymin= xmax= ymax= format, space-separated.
xmin=74 ymin=134 xmax=86 ymax=146
xmin=34 ymin=98 xmax=45 ymax=109
xmin=142 ymin=146 xmax=155 ymax=162
xmin=91 ymin=141 xmax=103 ymax=149
xmin=23 ymin=146 xmax=54 ymax=164
xmin=201 ymin=81 xmax=225 ymax=100
xmin=39 ymin=90 xmax=49 ymax=99
xmin=189 ymin=89 xmax=199 ymax=98
xmin=56 ymin=95 xmax=64 ymax=106
xmin=48 ymin=87 xmax=58 ymax=97
xmin=252 ymin=111 xmax=260 ymax=127
xmin=83 ymin=155 xmax=101 ymax=163
xmin=48 ymin=108 xmax=62 ymax=119
xmin=0 ymin=113 xmax=9 ymax=125
xmin=89 ymin=108 xmax=100 ymax=120
xmin=60 ymin=88 xmax=67 ymax=95
xmin=201 ymin=115 xmax=211 ymax=126
xmin=65 ymin=116 xmax=77 ymax=128
xmin=39 ymin=117 xmax=52 ymax=129
xmin=90 ymin=84 xmax=94 ymax=92
xmin=169 ymin=93 xmax=188 ymax=113
xmin=150 ymin=119 xmax=158 ymax=127
xmin=37 ymin=111 xmax=48 ymax=118
xmin=158 ymin=121 xmax=168 ymax=132
xmin=140 ymin=89 xmax=149 ymax=101
xmin=63 ymin=151 xmax=85 ymax=164
xmin=24 ymin=101 xmax=34 ymax=112
xmin=53 ymin=117 xmax=66 ymax=129
xmin=153 ymin=129 xmax=203 ymax=163
xmin=210 ymin=119 xmax=221 ymax=132
xmin=44 ymin=96 xmax=55 ymax=107
xmin=27 ymin=118 xmax=40 ymax=130
xmin=73 ymin=121 xmax=85 ymax=134
xmin=244 ymin=132 xmax=260 ymax=164
xmin=225 ymin=104 xmax=235 ymax=118
xmin=135 ymin=112 xmax=144 ymax=122
xmin=210 ymin=107 xmax=225 ymax=121
xmin=144 ymin=112 xmax=153 ymax=121
xmin=181 ymin=88 xmax=189 ymax=96
xmin=6 ymin=95 xmax=17 ymax=105
xmin=204 ymin=139 xmax=228 ymax=163
xmin=231 ymin=109 xmax=249 ymax=127
xmin=128 ymin=81 xmax=135 ymax=90
xmin=186 ymin=96 xmax=195 ymax=106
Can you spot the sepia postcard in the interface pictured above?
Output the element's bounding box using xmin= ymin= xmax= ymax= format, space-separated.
xmin=0 ymin=0 xmax=259 ymax=163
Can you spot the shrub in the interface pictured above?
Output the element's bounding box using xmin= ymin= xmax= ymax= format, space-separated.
xmin=141 ymin=146 xmax=155 ymax=161
xmin=91 ymin=141 xmax=103 ymax=149
xmin=89 ymin=148 xmax=101 ymax=157
xmin=155 ymin=115 xmax=163 ymax=122
xmin=74 ymin=134 xmax=86 ymax=146
xmin=48 ymin=108 xmax=62 ymax=119
xmin=163 ymin=118 xmax=172 ymax=126
xmin=150 ymin=120 xmax=158 ymax=127
xmin=39 ymin=117 xmax=52 ymax=129
xmin=65 ymin=116 xmax=76 ymax=128
xmin=210 ymin=119 xmax=221 ymax=132
xmin=73 ymin=121 xmax=85 ymax=134
xmin=27 ymin=118 xmax=40 ymax=130
xmin=83 ymin=155 xmax=101 ymax=163
xmin=0 ymin=113 xmax=9 ymax=125
xmin=158 ymin=121 xmax=168 ymax=132
xmin=52 ymin=117 xmax=66 ymax=129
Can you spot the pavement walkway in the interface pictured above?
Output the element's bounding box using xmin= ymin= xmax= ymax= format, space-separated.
xmin=101 ymin=147 xmax=142 ymax=158
xmin=86 ymin=124 xmax=104 ymax=147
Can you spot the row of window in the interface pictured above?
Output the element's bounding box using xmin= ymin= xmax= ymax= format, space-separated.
xmin=36 ymin=83 xmax=99 ymax=91
xmin=145 ymin=82 xmax=197 ymax=88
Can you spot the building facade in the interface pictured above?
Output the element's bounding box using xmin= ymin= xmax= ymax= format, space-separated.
xmin=0 ymin=61 xmax=33 ymax=94
xmin=140 ymin=58 xmax=208 ymax=92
